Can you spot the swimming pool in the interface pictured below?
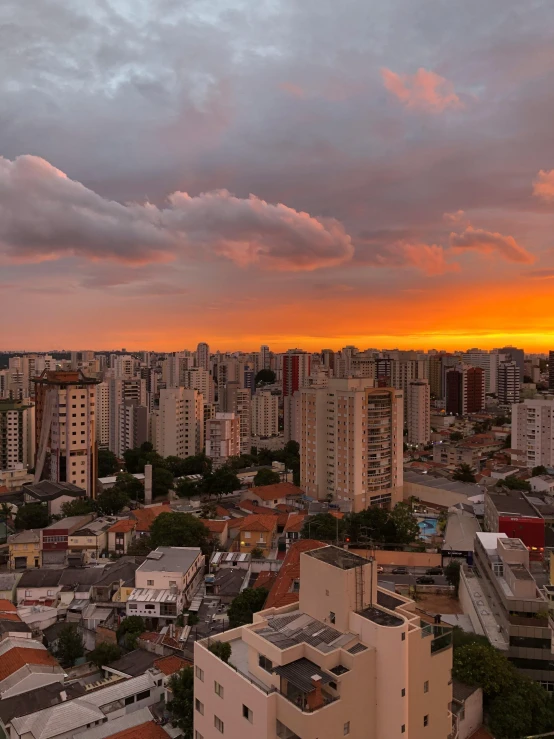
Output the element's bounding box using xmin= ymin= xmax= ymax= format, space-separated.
xmin=418 ymin=518 xmax=438 ymax=538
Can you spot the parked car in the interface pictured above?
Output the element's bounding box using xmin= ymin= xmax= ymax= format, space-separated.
xmin=391 ymin=567 xmax=408 ymax=575
xmin=377 ymin=565 xmax=384 ymax=574
xmin=426 ymin=567 xmax=442 ymax=575
xmin=416 ymin=576 xmax=435 ymax=585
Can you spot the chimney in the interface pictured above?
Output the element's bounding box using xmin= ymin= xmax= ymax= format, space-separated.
xmin=306 ymin=675 xmax=324 ymax=711
xmin=144 ymin=464 xmax=153 ymax=506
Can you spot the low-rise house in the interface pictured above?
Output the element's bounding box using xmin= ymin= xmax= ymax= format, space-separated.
xmin=451 ymin=681 xmax=483 ymax=739
xmin=68 ymin=517 xmax=114 ymax=565
xmin=0 ymin=681 xmax=86 ymax=738
xmin=242 ymin=481 xmax=304 ymax=509
xmin=530 ymin=475 xmax=554 ymax=494
xmin=0 ymin=573 xmax=22 ymax=601
xmin=0 ymin=467 xmax=34 ymax=492
xmin=8 ymin=530 xmax=41 ymax=570
xmin=0 ymin=636 xmax=64 ymax=699
xmin=40 ymin=514 xmax=96 ymax=567
xmin=130 ymin=503 xmax=171 ymax=538
xmin=283 ymin=512 xmax=307 ymax=549
xmin=107 ymin=519 xmax=137 ymax=555
xmin=90 ymin=558 xmax=143 ymax=604
xmin=0 ymin=601 xmax=31 ymax=642
xmin=199 ymin=519 xmax=228 ymax=547
xmin=22 ymin=480 xmax=86 ymax=517
xmin=235 ymin=514 xmax=278 ymax=557
xmin=74 ymin=708 xmax=169 ymax=739
xmin=16 ymin=569 xmax=64 ymax=607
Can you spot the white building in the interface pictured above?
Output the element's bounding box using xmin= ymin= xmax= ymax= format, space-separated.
xmin=206 ymin=413 xmax=240 ymax=467
xmin=251 ymin=390 xmax=279 ymax=439
xmin=0 ymin=399 xmax=35 ymax=470
xmin=156 ymin=386 xmax=204 ymax=458
xmin=183 ymin=367 xmax=215 ymax=403
xmin=407 ymin=379 xmax=430 ymax=446
xmin=95 ymin=382 xmax=110 ymax=449
xmin=196 ymin=342 xmax=210 ymax=371
xmin=512 ymin=398 xmax=554 ymax=468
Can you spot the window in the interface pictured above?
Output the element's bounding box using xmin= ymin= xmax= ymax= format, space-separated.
xmin=147 ymin=579 xmax=154 ymax=586
xmin=214 ymin=716 xmax=224 ymax=734
xmin=401 ymin=688 xmax=406 ymax=697
xmin=124 ymin=696 xmax=135 ymax=706
xmin=329 ymin=611 xmax=336 ymax=624
xmin=145 ymin=604 xmax=155 ymax=610
xmin=244 ymin=531 xmax=251 ymax=539
xmin=169 ymin=580 xmax=177 ymax=587
xmin=25 ymin=590 xmax=31 ymax=597
xmin=258 ymin=654 xmax=273 ymax=672
xmin=401 ymin=726 xmax=406 ymax=734
xmin=423 ymin=715 xmax=429 ymax=727
xmin=344 ymin=721 xmax=350 ymax=735
xmin=195 ymin=733 xmax=204 ymax=739
xmin=401 ymin=632 xmax=406 ymax=641
xmin=243 ymin=704 xmax=253 ymax=722
xmin=423 ymin=680 xmax=429 ymax=693
xmin=129 ymin=604 xmax=137 ymax=610
xmin=214 ymin=681 xmax=224 ymax=698
xmin=136 ymin=689 xmax=150 ymax=701
xmin=196 ymin=666 xmax=204 ymax=681
xmin=195 ymin=699 xmax=204 ymax=715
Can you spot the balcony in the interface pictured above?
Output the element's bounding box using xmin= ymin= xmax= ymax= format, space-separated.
xmin=421 ymin=621 xmax=453 ymax=654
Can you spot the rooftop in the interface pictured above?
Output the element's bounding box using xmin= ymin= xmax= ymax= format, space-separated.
xmin=306 ymin=545 xmax=371 ymax=570
xmin=487 ymin=490 xmax=541 ymax=518
xmin=128 ymin=588 xmax=178 ymax=603
xmin=443 ymin=510 xmax=482 ymax=553
xmin=238 ymin=514 xmax=278 ymax=533
xmin=137 ymin=546 xmax=201 ymax=573
xmin=273 ymin=657 xmax=334 ymax=693
xmin=358 ymin=605 xmax=404 ymax=627
xmin=130 ymin=503 xmax=171 ymax=532
xmin=107 ymin=519 xmax=136 ymax=533
xmin=23 ymin=480 xmax=85 ymax=500
xmin=257 ymin=610 xmax=355 ymax=653
xmin=73 ymin=709 xmax=163 ymax=739
xmin=265 ymin=540 xmax=324 ymax=609
xmin=17 ymin=569 xmax=63 ymax=589
xmin=106 ymin=649 xmax=158 ymax=677
xmin=8 ymin=529 xmax=41 ymax=544
xmin=43 ymin=514 xmax=93 ymax=531
xmin=0 ymin=642 xmax=60 ymax=683
xmin=250 ymin=482 xmax=304 ymax=501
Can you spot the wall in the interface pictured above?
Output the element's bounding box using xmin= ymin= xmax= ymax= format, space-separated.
xmin=458 ymin=687 xmax=483 ymax=739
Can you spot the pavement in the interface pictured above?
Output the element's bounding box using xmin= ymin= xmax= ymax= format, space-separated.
xmin=378 ymin=567 xmax=448 ymax=586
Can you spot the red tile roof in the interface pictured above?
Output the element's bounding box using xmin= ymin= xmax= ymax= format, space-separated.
xmin=0 ymin=647 xmax=59 ymax=682
xmin=131 ymin=503 xmax=171 ymax=532
xmin=200 ymin=519 xmax=228 ymax=534
xmin=275 ymin=504 xmax=298 ymax=513
xmin=215 ymin=505 xmax=230 ymax=518
xmin=238 ymin=514 xmax=278 ymax=533
xmin=249 ymin=482 xmax=303 ymax=502
xmin=265 ymin=539 xmax=325 ymax=609
xmin=253 ymin=571 xmax=277 ymax=590
xmin=0 ymin=612 xmax=22 ymax=622
xmin=108 ymin=519 xmax=136 ymax=533
xmin=154 ymin=654 xmax=192 ymax=675
xmin=0 ymin=600 xmax=17 ymax=612
xmin=105 ymin=721 xmax=169 ymax=739
xmin=284 ymin=513 xmax=306 ymax=534
xmin=238 ymin=500 xmax=275 ymax=515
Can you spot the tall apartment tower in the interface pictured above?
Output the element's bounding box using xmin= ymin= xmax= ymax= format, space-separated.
xmin=108 ymin=378 xmax=147 ymax=454
xmin=549 ymin=351 xmax=554 ymax=391
xmin=251 ymin=390 xmax=279 ymax=439
xmin=512 ymin=398 xmax=554 ymax=468
xmin=445 ymin=364 xmax=485 ymax=415
xmin=0 ymin=399 xmax=35 ymax=469
xmin=117 ymin=400 xmax=149 ymax=457
xmin=206 ymin=413 xmax=240 ymax=467
xmin=194 ymin=544 xmax=453 ymax=739
xmin=283 ymin=351 xmax=311 ymax=442
xmin=496 ymin=346 xmax=525 ymax=380
xmin=220 ymin=381 xmax=251 ymax=454
xmin=33 ymin=370 xmax=99 ymax=497
xmin=260 ymin=345 xmax=270 ymax=370
xmin=95 ymin=382 xmax=110 ymax=450
xmin=497 ymin=361 xmax=520 ymax=406
xmin=196 ymin=342 xmax=210 ymax=372
xmin=182 ymin=367 xmax=215 ymax=403
xmin=407 ymin=379 xmax=430 ymax=446
xmin=156 ymin=387 xmax=204 ymax=459
xmin=300 ymin=378 xmax=403 ymax=511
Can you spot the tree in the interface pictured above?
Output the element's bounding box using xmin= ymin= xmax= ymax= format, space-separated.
xmin=96 ymin=487 xmax=130 ymax=515
xmin=88 ymin=642 xmax=122 ymax=668
xmin=208 ymin=641 xmax=232 ymax=663
xmin=15 ymin=503 xmax=49 ymax=530
xmin=253 ymin=468 xmax=281 ymax=487
xmin=451 ymin=626 xmax=490 ymax=650
xmin=117 ymin=615 xmax=146 ymax=649
xmin=127 ymin=535 xmax=153 ymax=555
xmin=250 ymin=547 xmax=265 ymax=559
xmin=56 ymin=624 xmax=84 ymax=666
xmin=453 ymin=643 xmax=517 ymax=697
xmin=450 ymin=431 xmax=464 ymax=442
xmin=199 ymin=500 xmax=218 ymax=519
xmin=175 ymin=478 xmax=200 ymax=498
xmin=167 ymin=666 xmax=194 ymax=738
xmin=150 ymin=512 xmax=209 ymax=549
xmin=98 ymin=449 xmax=119 ymax=478
xmin=301 ymin=513 xmax=344 ymax=542
xmin=110 ymin=472 xmax=144 ymax=503
xmin=452 ymin=463 xmax=476 ymax=483
xmin=202 ymin=467 xmax=240 ymax=497
xmin=488 ymin=679 xmax=554 ymax=739
xmin=347 ymin=507 xmax=390 ymax=544
xmin=255 ymin=369 xmax=276 ymax=385
xmin=532 ymin=465 xmax=548 ymax=476
xmin=444 ymin=561 xmax=461 ymax=595
xmin=153 ymin=466 xmax=174 ymax=498
xmin=61 ymin=497 xmax=97 ymax=517
xmin=385 ymin=502 xmax=420 ymax=545
xmin=228 ymin=588 xmax=269 ymax=628
xmin=499 ymin=476 xmax=531 ymax=491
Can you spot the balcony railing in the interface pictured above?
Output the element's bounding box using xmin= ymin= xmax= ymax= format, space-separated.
xmin=421 ymin=622 xmax=453 ymax=654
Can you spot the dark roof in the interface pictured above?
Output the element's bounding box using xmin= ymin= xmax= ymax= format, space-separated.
xmin=107 ymin=649 xmax=158 ymax=677
xmin=487 ymin=491 xmax=540 ymax=518
xmin=59 ymin=567 xmax=106 ymax=590
xmin=0 ymin=681 xmax=85 ymax=725
xmin=453 ymin=679 xmax=480 ymax=703
xmin=17 ymin=569 xmax=64 ymax=588
xmin=347 ymin=642 xmax=367 ymax=655
xmin=93 ymin=558 xmax=144 ymax=588
xmin=377 ymin=590 xmax=405 ymax=611
xmin=0 ymin=619 xmax=31 ymax=637
xmin=43 ymin=621 xmax=69 ymax=644
xmin=273 ymin=658 xmax=334 ymax=693
xmin=358 ymin=605 xmax=404 ymax=627
xmin=22 ymin=480 xmax=85 ymax=500
xmin=213 ymin=568 xmax=246 ymax=597
xmin=306 ymin=546 xmax=371 ymax=570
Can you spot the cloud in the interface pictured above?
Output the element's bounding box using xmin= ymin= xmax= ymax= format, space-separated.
xmin=443 ymin=210 xmax=467 ymax=223
xmin=526 ymin=268 xmax=554 ymax=279
xmin=0 ymin=155 xmax=354 ymax=272
xmin=279 ymin=82 xmax=306 ymax=99
xmin=356 ymin=237 xmax=457 ymax=276
xmin=450 ymin=226 xmax=534 ymax=264
xmin=381 ymin=68 xmax=463 ymax=112
xmin=533 ymin=170 xmax=554 ymax=202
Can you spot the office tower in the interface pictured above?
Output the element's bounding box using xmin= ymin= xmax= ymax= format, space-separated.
xmin=206 ymin=413 xmax=240 ymax=467
xmin=251 ymin=389 xmax=279 ymax=439
xmin=260 ymin=344 xmax=270 ymax=370
xmin=182 ymin=367 xmax=215 ymax=403
xmin=95 ymin=382 xmax=110 ymax=449
xmin=117 ymin=400 xmax=149 ymax=457
xmin=512 ymin=398 xmax=554 ymax=468
xmin=194 ymin=544 xmax=453 ymax=739
xmin=108 ymin=378 xmax=147 ymax=453
xmin=33 ymin=370 xmax=99 ymax=497
xmin=549 ymin=351 xmax=554 ymax=391
xmin=156 ymin=387 xmax=204 ymax=458
xmin=283 ymin=350 xmax=311 ymax=442
xmin=0 ymin=399 xmax=35 ymax=470
xmin=445 ymin=364 xmax=485 ymax=415
xmin=300 ymin=378 xmax=403 ymax=511
xmin=220 ymin=382 xmax=251 ymax=454
xmin=497 ymin=361 xmax=520 ymax=406
xmin=496 ymin=346 xmax=524 ymax=380
xmin=407 ymin=379 xmax=431 ymax=446
xmin=196 ymin=342 xmax=210 ymax=371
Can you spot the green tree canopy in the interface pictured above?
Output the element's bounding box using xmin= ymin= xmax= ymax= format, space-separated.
xmin=97 ymin=449 xmax=119 ymax=478
xmin=56 ymin=624 xmax=84 ymax=666
xmin=126 ymin=536 xmax=153 ymax=555
xmin=87 ymin=642 xmax=122 ymax=668
xmin=301 ymin=513 xmax=344 ymax=542
xmin=255 ymin=369 xmax=276 ymax=385
xmin=532 ymin=465 xmax=548 ymax=476
xmin=153 ymin=466 xmax=174 ymax=498
xmin=123 ymin=442 xmax=166 ymax=474
xmin=15 ymin=503 xmax=49 ymax=530
xmin=453 ymin=643 xmax=517 ymax=697
xmin=347 ymin=506 xmax=390 ymax=544
xmin=385 ymin=502 xmax=420 ymax=545
xmin=116 ymin=615 xmax=146 ymax=648
xmin=444 ymin=561 xmax=461 ymax=595
xmin=452 ymin=463 xmax=477 ymax=483
xmin=228 ymin=588 xmax=269 ymax=628
xmin=202 ymin=467 xmax=240 ymax=497
xmin=96 ymin=486 xmax=130 ymax=515
xmin=167 ymin=666 xmax=194 ymax=738
xmin=450 ymin=431 xmax=464 ymax=442
xmin=250 ymin=547 xmax=265 ymax=559
xmin=208 ymin=641 xmax=232 ymax=663
xmin=150 ymin=512 xmax=209 ymax=549
xmin=499 ymin=476 xmax=531 ymax=491
xmin=61 ymin=497 xmax=97 ymax=517
xmin=488 ymin=677 xmax=554 ymax=739
xmin=175 ymin=478 xmax=201 ymax=498
xmin=110 ymin=472 xmax=144 ymax=503
xmin=253 ymin=468 xmax=281 ymax=487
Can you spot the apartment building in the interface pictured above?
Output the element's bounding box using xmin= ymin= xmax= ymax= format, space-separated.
xmin=512 ymin=398 xmax=554 ymax=468
xmin=117 ymin=399 xmax=149 ymax=457
xmin=108 ymin=378 xmax=147 ymax=454
xmin=407 ymin=380 xmax=430 ymax=446
xmin=183 ymin=367 xmax=215 ymax=403
xmin=497 ymin=361 xmax=520 ymax=406
xmin=252 ymin=390 xmax=279 ymax=439
xmin=33 ymin=370 xmax=99 ymax=498
xmin=197 ymin=342 xmax=210 ymax=371
xmin=549 ymin=350 xmax=554 ymax=392
xmin=156 ymin=387 xmax=204 ymax=458
xmin=220 ymin=382 xmax=252 ymax=454
xmin=300 ymin=378 xmax=403 ymax=511
xmin=0 ymin=399 xmax=35 ymax=470
xmin=445 ymin=364 xmax=485 ymax=415
xmin=283 ymin=351 xmax=311 ymax=442
xmin=95 ymin=381 xmax=110 ymax=449
xmin=206 ymin=413 xmax=240 ymax=467
xmin=194 ymin=544 xmax=453 ymax=739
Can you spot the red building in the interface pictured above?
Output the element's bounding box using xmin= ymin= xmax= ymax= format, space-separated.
xmin=445 ymin=364 xmax=485 ymax=415
xmin=484 ymin=490 xmax=545 ymax=558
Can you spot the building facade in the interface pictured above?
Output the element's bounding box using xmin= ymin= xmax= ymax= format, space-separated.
xmin=497 ymin=361 xmax=520 ymax=406
xmin=512 ymin=398 xmax=554 ymax=469
xmin=251 ymin=390 xmax=279 ymax=439
xmin=206 ymin=413 xmax=241 ymax=467
xmin=156 ymin=387 xmax=204 ymax=458
xmin=445 ymin=365 xmax=485 ymax=415
xmin=407 ymin=380 xmax=430 ymax=446
xmin=0 ymin=400 xmax=35 ymax=470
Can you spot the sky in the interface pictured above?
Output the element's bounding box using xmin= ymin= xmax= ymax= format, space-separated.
xmin=1 ymin=0 xmax=554 ymax=353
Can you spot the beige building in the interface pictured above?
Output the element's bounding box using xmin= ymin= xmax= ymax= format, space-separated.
xmin=512 ymin=398 xmax=554 ymax=469
xmin=194 ymin=544 xmax=453 ymax=739
xmin=156 ymin=387 xmax=204 ymax=458
xmin=8 ymin=530 xmax=41 ymax=570
xmin=407 ymin=380 xmax=430 ymax=447
xmin=95 ymin=381 xmax=110 ymax=449
xmin=252 ymin=390 xmax=279 ymax=439
xmin=300 ymin=379 xmax=403 ymax=511
xmin=108 ymin=378 xmax=147 ymax=454
xmin=0 ymin=400 xmax=35 ymax=470
xmin=220 ymin=382 xmax=251 ymax=454
xmin=206 ymin=413 xmax=240 ymax=467
xmin=183 ymin=367 xmax=215 ymax=403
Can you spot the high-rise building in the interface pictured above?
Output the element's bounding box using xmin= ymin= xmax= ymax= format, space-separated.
xmin=407 ymin=379 xmax=430 ymax=446
xmin=108 ymin=379 xmax=147 ymax=454
xmin=512 ymin=398 xmax=554 ymax=468
xmin=496 ymin=346 xmax=525 ymax=380
xmin=0 ymin=399 xmax=35 ymax=470
xmin=117 ymin=400 xmax=149 ymax=458
xmin=445 ymin=364 xmax=485 ymax=415
xmin=251 ymin=389 xmax=279 ymax=439
xmin=194 ymin=544 xmax=453 ymax=739
xmin=497 ymin=361 xmax=520 ymax=406
xmin=300 ymin=378 xmax=403 ymax=511
xmin=162 ymin=352 xmax=192 ymax=388
xmin=220 ymin=382 xmax=251 ymax=454
xmin=461 ymin=349 xmax=496 ymax=394
xmin=95 ymin=382 xmax=110 ymax=450
xmin=114 ymin=354 xmax=136 ymax=379
xmin=283 ymin=351 xmax=311 ymax=442
xmin=196 ymin=342 xmax=210 ymax=372
xmin=549 ymin=350 xmax=554 ymax=391
xmin=156 ymin=387 xmax=204 ymax=459
xmin=260 ymin=344 xmax=270 ymax=370
xmin=206 ymin=412 xmax=240 ymax=467
xmin=182 ymin=367 xmax=215 ymax=403
xmin=33 ymin=370 xmax=99 ymax=497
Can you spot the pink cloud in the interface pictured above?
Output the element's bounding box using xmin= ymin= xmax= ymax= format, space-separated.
xmin=533 ymin=170 xmax=554 ymax=202
xmin=450 ymin=226 xmax=534 ymax=264
xmin=389 ymin=241 xmax=458 ymax=275
xmin=443 ymin=210 xmax=467 ymax=223
xmin=381 ymin=67 xmax=463 ymax=112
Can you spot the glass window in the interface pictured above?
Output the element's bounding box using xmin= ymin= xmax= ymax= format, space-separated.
xmin=195 ymin=699 xmax=204 ymax=715
xmin=424 ymin=681 xmax=429 ymax=693
xmin=214 ymin=681 xmax=224 ymax=698
xmin=423 ymin=715 xmax=429 ymax=727
xmin=195 ymin=666 xmax=204 ymax=681
xmin=344 ymin=722 xmax=350 ymax=735
xmin=214 ymin=716 xmax=224 ymax=734
xmin=243 ymin=705 xmax=253 ymax=722
xmin=258 ymin=654 xmax=273 ymax=672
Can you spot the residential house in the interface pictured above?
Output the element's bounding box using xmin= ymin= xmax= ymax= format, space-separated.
xmin=22 ymin=480 xmax=86 ymax=517
xmin=451 ymin=682 xmax=483 ymax=739
xmin=90 ymin=558 xmax=143 ymax=604
xmin=283 ymin=512 xmax=307 ymax=549
xmin=0 ymin=682 xmax=87 ymax=739
xmin=16 ymin=569 xmax=64 ymax=607
xmin=0 ymin=637 xmax=64 ymax=699
xmin=130 ymin=503 xmax=171 ymax=539
xmin=0 ymin=573 xmax=21 ymax=602
xmin=199 ymin=519 xmax=229 ymax=548
xmin=40 ymin=514 xmax=96 ymax=567
xmin=0 ymin=601 xmax=32 ymax=642
xmin=0 ymin=467 xmax=34 ymax=492
xmin=107 ymin=519 xmax=137 ymax=555
xmin=67 ymin=517 xmax=113 ymax=565
xmin=73 ymin=708 xmax=170 ymax=739
xmin=236 ymin=514 xmax=278 ymax=557
xmin=243 ymin=481 xmax=304 ymax=510
xmin=8 ymin=530 xmax=41 ymax=570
